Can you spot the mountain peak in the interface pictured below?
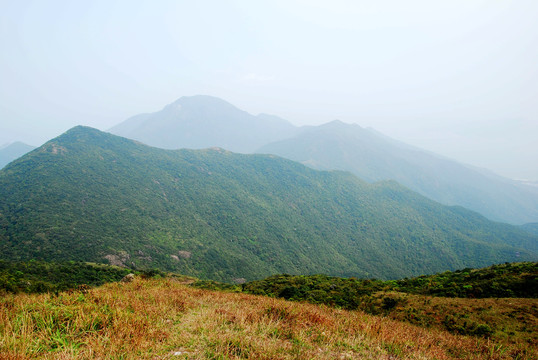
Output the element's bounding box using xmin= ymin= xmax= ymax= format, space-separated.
xmin=110 ymin=96 xmax=297 ymax=153
xmin=165 ymin=95 xmax=240 ymax=112
xmin=327 ymin=119 xmax=346 ymax=126
xmin=314 ymin=120 xmax=366 ymax=133
xmin=66 ymin=125 xmax=100 ymax=134
xmin=57 ymin=125 xmax=111 ymax=143
xmin=0 ymin=141 xmax=35 ymax=150
xmin=0 ymin=141 xmax=37 ymax=169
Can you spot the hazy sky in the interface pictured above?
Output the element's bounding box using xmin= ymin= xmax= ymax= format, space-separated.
xmin=1 ymin=0 xmax=537 ymax=179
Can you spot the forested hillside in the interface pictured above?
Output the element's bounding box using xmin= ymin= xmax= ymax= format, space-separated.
xmin=258 ymin=120 xmax=538 ymax=224
xmin=521 ymin=223 xmax=538 ymax=236
xmin=108 ymin=96 xmax=538 ymax=225
xmin=1 ymin=126 xmax=536 ymax=282
xmin=0 ymin=260 xmax=130 ymax=294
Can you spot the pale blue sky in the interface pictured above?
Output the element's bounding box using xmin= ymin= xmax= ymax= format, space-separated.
xmin=1 ymin=0 xmax=537 ymax=179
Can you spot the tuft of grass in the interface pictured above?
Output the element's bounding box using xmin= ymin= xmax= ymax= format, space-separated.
xmin=1 ymin=277 xmax=536 ymax=359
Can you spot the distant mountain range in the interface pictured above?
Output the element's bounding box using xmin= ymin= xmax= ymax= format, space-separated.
xmin=110 ymin=95 xmax=297 ymax=153
xmin=0 ymin=141 xmax=35 ymax=169
xmin=521 ymin=223 xmax=538 ymax=236
xmin=257 ymin=120 xmax=538 ymax=225
xmin=112 ymin=96 xmax=538 ymax=224
xmin=0 ymin=126 xmax=536 ymax=282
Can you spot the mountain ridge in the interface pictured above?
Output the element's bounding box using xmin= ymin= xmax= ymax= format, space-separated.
xmin=257 ymin=120 xmax=538 ymax=224
xmin=109 ymin=95 xmax=297 ymax=153
xmin=109 ymin=95 xmax=537 ymax=224
xmin=1 ymin=126 xmax=536 ymax=282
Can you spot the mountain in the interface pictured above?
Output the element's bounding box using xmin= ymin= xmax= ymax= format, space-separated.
xmin=109 ymin=95 xmax=297 ymax=153
xmin=1 ymin=126 xmax=536 ymax=282
xmin=257 ymin=120 xmax=538 ymax=225
xmin=109 ymin=96 xmax=536 ymax=224
xmin=521 ymin=223 xmax=538 ymax=236
xmin=0 ymin=141 xmax=35 ymax=169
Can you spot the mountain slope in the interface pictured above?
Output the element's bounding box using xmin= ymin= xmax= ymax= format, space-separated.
xmin=109 ymin=95 xmax=297 ymax=153
xmin=521 ymin=223 xmax=538 ymax=236
xmin=0 ymin=141 xmax=35 ymax=169
xmin=0 ymin=126 xmax=536 ymax=282
xmin=110 ymin=96 xmax=537 ymax=225
xmin=257 ymin=120 xmax=538 ymax=224
xmin=5 ymin=277 xmax=531 ymax=359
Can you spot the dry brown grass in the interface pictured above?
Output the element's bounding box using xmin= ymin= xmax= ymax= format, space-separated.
xmin=370 ymin=291 xmax=538 ymax=349
xmin=0 ymin=278 xmax=536 ymax=359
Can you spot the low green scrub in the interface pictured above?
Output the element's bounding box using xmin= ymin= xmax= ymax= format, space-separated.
xmin=394 ymin=262 xmax=538 ymax=298
xmin=191 ymin=262 xmax=538 ymax=344
xmin=0 ymin=260 xmax=130 ymax=294
xmin=238 ymin=262 xmax=538 ymax=304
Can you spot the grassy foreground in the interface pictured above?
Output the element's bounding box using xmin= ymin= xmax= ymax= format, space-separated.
xmin=1 ymin=277 xmax=536 ymax=359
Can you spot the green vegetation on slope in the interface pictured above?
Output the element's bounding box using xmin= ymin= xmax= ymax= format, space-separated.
xmin=395 ymin=261 xmax=538 ymax=298
xmin=197 ymin=262 xmax=538 ymax=346
xmin=521 ymin=222 xmax=538 ymax=236
xmin=1 ymin=126 xmax=537 ymax=282
xmin=0 ymin=260 xmax=130 ymax=294
xmin=240 ymin=262 xmax=538 ymax=304
xmin=257 ymin=120 xmax=538 ymax=224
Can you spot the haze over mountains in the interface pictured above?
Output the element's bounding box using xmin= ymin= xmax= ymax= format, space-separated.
xmin=1 ymin=126 xmax=536 ymax=282
xmin=110 ymin=95 xmax=297 ymax=153
xmin=0 ymin=141 xmax=35 ymax=169
xmin=521 ymin=223 xmax=538 ymax=236
xmin=111 ymin=95 xmax=538 ymax=225
xmin=258 ymin=121 xmax=538 ymax=225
